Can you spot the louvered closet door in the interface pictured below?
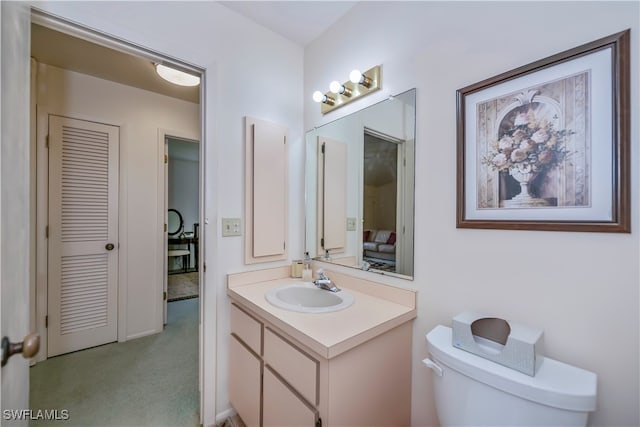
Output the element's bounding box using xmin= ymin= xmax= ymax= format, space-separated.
xmin=48 ymin=115 xmax=119 ymax=357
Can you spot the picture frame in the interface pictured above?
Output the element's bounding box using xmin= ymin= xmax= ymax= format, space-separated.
xmin=456 ymin=29 xmax=630 ymax=232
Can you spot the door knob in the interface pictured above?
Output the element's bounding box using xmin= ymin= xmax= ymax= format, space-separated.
xmin=1 ymin=333 xmax=40 ymax=367
xmin=105 ymin=243 xmax=115 ymax=251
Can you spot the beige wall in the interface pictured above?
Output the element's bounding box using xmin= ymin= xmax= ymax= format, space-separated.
xmin=305 ymin=2 xmax=639 ymax=426
xmin=36 ymin=63 xmax=200 ymax=339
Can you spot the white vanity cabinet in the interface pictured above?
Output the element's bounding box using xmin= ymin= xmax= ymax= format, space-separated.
xmin=229 ymin=301 xmax=413 ymax=426
xmin=229 ymin=304 xmax=262 ymax=427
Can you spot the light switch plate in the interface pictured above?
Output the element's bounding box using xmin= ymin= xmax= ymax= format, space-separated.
xmin=222 ymin=218 xmax=241 ymax=237
xmin=346 ymin=217 xmax=357 ymax=231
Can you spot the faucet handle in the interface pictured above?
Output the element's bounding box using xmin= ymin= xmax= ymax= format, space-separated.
xmin=316 ymin=268 xmax=327 ymax=280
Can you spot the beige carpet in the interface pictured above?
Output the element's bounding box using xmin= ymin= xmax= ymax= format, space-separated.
xmin=168 ymin=272 xmax=199 ymax=301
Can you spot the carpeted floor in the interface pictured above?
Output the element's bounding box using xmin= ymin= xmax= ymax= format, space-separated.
xmin=364 ymin=257 xmax=396 ymax=273
xmin=168 ymin=272 xmax=199 ymax=302
xmin=30 ymin=298 xmax=199 ymax=427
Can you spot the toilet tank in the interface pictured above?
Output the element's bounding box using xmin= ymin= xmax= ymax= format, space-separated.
xmin=425 ymin=325 xmax=597 ymax=427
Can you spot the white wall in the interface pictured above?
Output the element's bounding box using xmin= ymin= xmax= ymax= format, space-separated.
xmin=305 ymin=2 xmax=638 ymax=426
xmin=32 ymin=2 xmax=304 ymax=424
xmin=36 ymin=63 xmax=200 ymax=338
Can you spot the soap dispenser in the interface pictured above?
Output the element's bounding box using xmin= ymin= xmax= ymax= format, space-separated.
xmin=302 ymin=252 xmax=313 ymax=281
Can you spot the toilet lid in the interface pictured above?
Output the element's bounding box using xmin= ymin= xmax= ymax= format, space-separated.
xmin=426 ymin=325 xmax=597 ymax=412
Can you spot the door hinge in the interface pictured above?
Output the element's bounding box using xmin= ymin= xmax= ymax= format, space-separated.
xmin=45 ymin=226 xmax=49 ymax=238
xmin=203 ymin=262 xmax=206 ymax=273
xmin=45 ymin=315 xmax=48 ymax=328
xmin=320 ymin=238 xmax=324 ymax=247
xmin=45 ymin=135 xmax=49 ymax=148
xmin=284 ymin=136 xmax=286 ymax=145
xmin=163 ymin=291 xmax=167 ymax=301
xmin=321 ymin=143 xmax=325 ymax=154
xmin=164 ymin=154 xmax=168 ymax=164
xmin=316 ymin=418 xmax=322 ymax=427
xmin=164 ymin=223 xmax=167 ymax=232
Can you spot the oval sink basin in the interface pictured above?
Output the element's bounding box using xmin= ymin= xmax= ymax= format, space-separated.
xmin=265 ymin=283 xmax=354 ymax=313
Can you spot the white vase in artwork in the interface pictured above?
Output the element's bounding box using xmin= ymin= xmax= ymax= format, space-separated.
xmin=502 ymin=169 xmax=549 ymax=207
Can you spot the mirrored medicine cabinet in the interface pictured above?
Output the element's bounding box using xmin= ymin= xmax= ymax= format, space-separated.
xmin=305 ymin=88 xmax=416 ymax=279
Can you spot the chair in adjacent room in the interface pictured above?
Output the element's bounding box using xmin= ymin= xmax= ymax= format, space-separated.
xmin=168 ymin=208 xmax=190 ymax=273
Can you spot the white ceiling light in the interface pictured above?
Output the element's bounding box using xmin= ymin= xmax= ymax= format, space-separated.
xmin=155 ymin=63 xmax=200 ymax=87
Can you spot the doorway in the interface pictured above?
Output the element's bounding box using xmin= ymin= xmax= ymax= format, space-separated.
xmin=164 ymin=136 xmax=200 ymax=323
xmin=30 ymin=12 xmax=205 ymax=425
xmin=362 ymin=130 xmax=402 ymax=273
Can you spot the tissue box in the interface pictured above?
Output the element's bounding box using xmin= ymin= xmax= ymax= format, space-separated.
xmin=452 ymin=312 xmax=544 ymax=376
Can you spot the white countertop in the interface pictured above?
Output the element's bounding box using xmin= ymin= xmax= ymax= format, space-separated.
xmin=227 ymin=268 xmax=416 ymax=359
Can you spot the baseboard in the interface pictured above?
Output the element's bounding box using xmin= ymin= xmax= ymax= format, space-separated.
xmin=125 ymin=328 xmax=159 ymax=341
xmin=215 ymin=408 xmax=237 ymax=425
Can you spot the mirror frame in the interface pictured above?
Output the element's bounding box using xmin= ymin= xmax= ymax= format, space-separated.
xmin=304 ymin=88 xmax=416 ymax=280
xmin=168 ymin=208 xmax=184 ymax=236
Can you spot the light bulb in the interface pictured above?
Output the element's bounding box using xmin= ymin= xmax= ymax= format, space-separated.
xmin=329 ymin=80 xmax=342 ymax=94
xmin=349 ymin=69 xmax=363 ymax=84
xmin=312 ymin=91 xmax=324 ymax=103
xmin=349 ymin=69 xmax=372 ymax=88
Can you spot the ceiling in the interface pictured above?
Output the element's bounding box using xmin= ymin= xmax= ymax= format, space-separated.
xmin=30 ymin=3 xmax=355 ymax=103
xmin=219 ymin=1 xmax=357 ymax=46
xmin=31 ymin=24 xmax=200 ymax=103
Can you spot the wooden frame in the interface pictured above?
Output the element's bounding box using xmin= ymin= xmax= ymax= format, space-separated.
xmin=457 ymin=29 xmax=630 ymax=232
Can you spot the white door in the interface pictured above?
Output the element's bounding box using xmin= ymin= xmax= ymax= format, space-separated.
xmin=1 ymin=1 xmax=35 ymax=417
xmin=47 ymin=116 xmax=119 ymax=357
xmin=317 ymin=137 xmax=347 ymax=254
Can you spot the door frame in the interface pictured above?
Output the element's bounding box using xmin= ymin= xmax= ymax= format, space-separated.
xmin=362 ymin=128 xmax=406 ymax=269
xmin=30 ymin=8 xmax=211 ymax=423
xmin=159 ymin=130 xmax=200 ymax=325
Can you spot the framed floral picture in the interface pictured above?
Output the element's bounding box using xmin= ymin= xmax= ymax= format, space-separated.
xmin=457 ymin=29 xmax=630 ymax=232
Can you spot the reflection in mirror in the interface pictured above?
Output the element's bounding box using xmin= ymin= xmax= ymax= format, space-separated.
xmin=168 ymin=208 xmax=184 ymax=236
xmin=305 ymin=89 xmax=416 ymax=279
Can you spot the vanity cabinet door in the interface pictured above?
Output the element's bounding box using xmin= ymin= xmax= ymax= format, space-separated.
xmin=229 ymin=335 xmax=261 ymax=427
xmin=244 ymin=116 xmax=288 ymax=264
xmin=263 ymin=366 xmax=318 ymax=427
xmin=230 ymin=303 xmax=262 ymax=355
xmin=263 ymin=327 xmax=318 ymax=406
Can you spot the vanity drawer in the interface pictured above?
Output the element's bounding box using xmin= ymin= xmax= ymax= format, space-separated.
xmin=264 ymin=327 xmax=319 ymax=406
xmin=231 ymin=303 xmax=262 ymax=355
xmin=263 ymin=366 xmax=318 ymax=427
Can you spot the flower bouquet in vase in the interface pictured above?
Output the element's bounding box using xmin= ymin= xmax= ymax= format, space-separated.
xmin=483 ymin=108 xmax=573 ymax=207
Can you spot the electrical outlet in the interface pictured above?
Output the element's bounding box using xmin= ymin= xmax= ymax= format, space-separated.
xmin=346 ymin=217 xmax=357 ymax=231
xmin=222 ymin=218 xmax=241 ymax=237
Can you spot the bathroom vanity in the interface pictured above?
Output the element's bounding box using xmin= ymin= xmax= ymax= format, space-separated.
xmin=227 ymin=266 xmax=416 ymax=427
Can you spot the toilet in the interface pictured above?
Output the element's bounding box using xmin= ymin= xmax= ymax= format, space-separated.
xmin=424 ymin=325 xmax=597 ymax=426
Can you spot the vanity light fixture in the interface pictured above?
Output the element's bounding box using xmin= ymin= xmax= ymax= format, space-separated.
xmin=155 ymin=63 xmax=200 ymax=87
xmin=312 ymin=65 xmax=381 ymax=114
xmin=329 ymin=80 xmax=352 ymax=97
xmin=313 ymin=90 xmax=335 ymax=105
xmin=349 ymin=69 xmax=373 ymax=88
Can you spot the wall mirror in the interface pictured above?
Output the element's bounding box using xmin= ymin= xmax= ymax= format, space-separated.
xmin=305 ymin=88 xmax=416 ymax=279
xmin=167 ymin=208 xmax=184 ymax=236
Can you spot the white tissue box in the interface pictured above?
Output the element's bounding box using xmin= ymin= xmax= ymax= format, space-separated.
xmin=452 ymin=312 xmax=544 ymax=376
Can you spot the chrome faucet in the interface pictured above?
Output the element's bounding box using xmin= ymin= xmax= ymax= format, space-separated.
xmin=313 ymin=269 xmax=341 ymax=292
